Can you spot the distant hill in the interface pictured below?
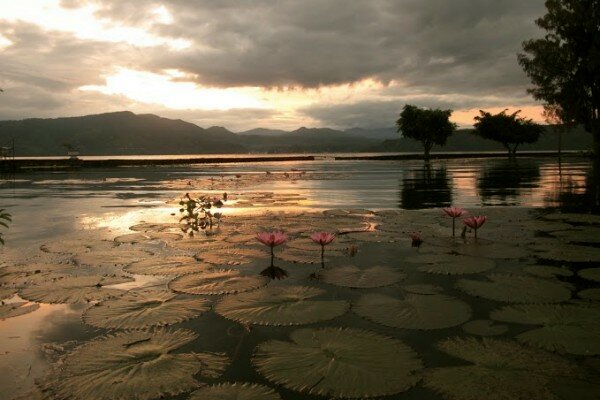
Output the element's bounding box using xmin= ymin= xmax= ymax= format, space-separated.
xmin=0 ymin=111 xmax=246 ymax=156
xmin=0 ymin=111 xmax=593 ymax=156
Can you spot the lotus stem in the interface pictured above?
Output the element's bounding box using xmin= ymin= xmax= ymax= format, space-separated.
xmin=452 ymin=218 xmax=455 ymax=237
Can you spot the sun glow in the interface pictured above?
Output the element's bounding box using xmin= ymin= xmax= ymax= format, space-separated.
xmin=0 ymin=0 xmax=190 ymax=49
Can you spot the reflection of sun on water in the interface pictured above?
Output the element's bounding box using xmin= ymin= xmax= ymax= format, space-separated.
xmin=78 ymin=207 xmax=177 ymax=233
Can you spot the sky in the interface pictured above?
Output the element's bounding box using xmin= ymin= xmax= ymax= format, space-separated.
xmin=0 ymin=0 xmax=548 ymax=132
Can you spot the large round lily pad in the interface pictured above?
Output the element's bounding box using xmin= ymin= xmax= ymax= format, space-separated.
xmin=523 ymin=265 xmax=573 ymax=278
xmin=114 ymin=232 xmax=182 ymax=244
xmin=319 ymin=265 xmax=404 ymax=288
xmin=19 ymin=275 xmax=131 ymax=304
xmin=490 ymin=303 xmax=600 ymax=355
xmin=41 ymin=329 xmax=229 ymax=400
xmin=424 ymin=337 xmax=581 ymax=400
xmin=83 ymin=290 xmax=211 ymax=329
xmin=124 ymin=256 xmax=212 ymax=276
xmin=462 ymin=319 xmax=508 ymax=336
xmin=552 ymin=228 xmax=600 ymax=244
xmin=199 ymin=248 xmax=267 ymax=266
xmin=189 ymin=383 xmax=281 ymax=400
xmin=40 ymin=239 xmax=116 ymax=254
xmin=169 ymin=270 xmax=268 ymax=295
xmin=74 ymin=249 xmax=153 ymax=267
xmin=0 ymin=302 xmax=40 ymax=320
xmin=449 ymin=242 xmax=529 ymax=260
xmin=276 ymin=247 xmax=328 ymax=264
xmin=253 ymin=327 xmax=422 ymax=398
xmin=579 ymin=268 xmax=600 ymax=283
xmin=215 ymin=286 xmax=348 ymax=326
xmin=354 ymin=293 xmax=471 ymax=330
xmin=579 ymin=288 xmax=600 ymax=301
xmin=406 ymin=254 xmax=495 ymax=275
xmin=456 ymin=274 xmax=572 ymax=303
xmin=529 ymin=243 xmax=600 ymax=263
xmin=542 ymin=212 xmax=600 ymax=225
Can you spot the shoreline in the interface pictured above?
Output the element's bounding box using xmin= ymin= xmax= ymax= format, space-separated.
xmin=0 ymin=150 xmax=590 ymax=171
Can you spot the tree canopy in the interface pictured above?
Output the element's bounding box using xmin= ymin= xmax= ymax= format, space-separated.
xmin=473 ymin=109 xmax=544 ymax=155
xmin=518 ymin=0 xmax=600 ymax=155
xmin=396 ymin=104 xmax=456 ymax=158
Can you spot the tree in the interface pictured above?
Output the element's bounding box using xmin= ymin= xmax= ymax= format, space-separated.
xmin=396 ymin=104 xmax=456 ymax=158
xmin=473 ymin=109 xmax=544 ymax=155
xmin=518 ymin=0 xmax=600 ymax=157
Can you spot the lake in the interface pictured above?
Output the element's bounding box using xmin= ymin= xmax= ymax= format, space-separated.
xmin=0 ymin=155 xmax=599 ymax=400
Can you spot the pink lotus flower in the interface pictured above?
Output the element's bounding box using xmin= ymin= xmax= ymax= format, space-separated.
xmin=256 ymin=231 xmax=288 ymax=247
xmin=463 ymin=216 xmax=487 ymax=238
xmin=443 ymin=206 xmax=467 ymax=237
xmin=257 ymin=231 xmax=288 ymax=267
xmin=310 ymin=232 xmax=336 ymax=246
xmin=410 ymin=232 xmax=423 ymax=248
xmin=443 ymin=206 xmax=467 ymax=218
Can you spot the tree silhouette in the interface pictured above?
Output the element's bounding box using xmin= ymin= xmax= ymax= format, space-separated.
xmin=474 ymin=109 xmax=544 ymax=155
xmin=396 ymin=104 xmax=456 ymax=158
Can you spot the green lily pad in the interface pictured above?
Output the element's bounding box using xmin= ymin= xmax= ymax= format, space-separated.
xmin=276 ymin=247 xmax=328 ymax=264
xmin=83 ymin=289 xmax=211 ymax=329
xmin=41 ymin=329 xmax=229 ymax=400
xmin=406 ymin=254 xmax=495 ymax=275
xmin=124 ymin=256 xmax=212 ymax=276
xmin=189 ymin=383 xmax=281 ymax=400
xmin=462 ymin=319 xmax=508 ymax=336
xmin=530 ymin=244 xmax=600 ymax=263
xmin=215 ymin=286 xmax=348 ymax=326
xmin=578 ymin=288 xmax=600 ymax=301
xmin=542 ymin=212 xmax=600 ymax=225
xmin=552 ymin=228 xmax=600 ymax=244
xmin=456 ymin=274 xmax=572 ymax=303
xmin=0 ymin=286 xmax=15 ymax=300
xmin=490 ymin=303 xmax=600 ymax=355
xmin=19 ymin=275 xmax=131 ymax=304
xmin=579 ymin=268 xmax=600 ymax=283
xmin=424 ymin=337 xmax=581 ymax=400
xmin=402 ymin=284 xmax=444 ymax=295
xmin=354 ymin=293 xmax=471 ymax=330
xmin=129 ymin=223 xmax=181 ymax=232
xmin=449 ymin=242 xmax=529 ymax=259
xmin=524 ymin=265 xmax=573 ymax=278
xmin=319 ymin=265 xmax=404 ymax=288
xmin=40 ymin=239 xmax=116 ymax=254
xmin=74 ymin=249 xmax=153 ymax=267
xmin=114 ymin=232 xmax=182 ymax=244
xmin=169 ymin=270 xmax=268 ymax=295
xmin=199 ymin=248 xmax=267 ymax=266
xmin=0 ymin=302 xmax=40 ymax=319
xmin=253 ymin=327 xmax=422 ymax=398
xmin=169 ymin=239 xmax=228 ymax=252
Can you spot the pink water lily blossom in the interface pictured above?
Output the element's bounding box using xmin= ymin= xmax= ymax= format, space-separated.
xmin=256 ymin=231 xmax=288 ymax=247
xmin=463 ymin=216 xmax=487 ymax=238
xmin=310 ymin=232 xmax=336 ymax=246
xmin=443 ymin=206 xmax=468 ymax=237
xmin=410 ymin=232 xmax=423 ymax=248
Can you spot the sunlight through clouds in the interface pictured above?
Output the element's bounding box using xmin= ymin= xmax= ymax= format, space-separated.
xmin=0 ymin=0 xmax=190 ymax=49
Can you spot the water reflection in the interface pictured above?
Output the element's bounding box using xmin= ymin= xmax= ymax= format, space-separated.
xmin=477 ymin=159 xmax=541 ymax=205
xmin=400 ymin=162 xmax=452 ymax=209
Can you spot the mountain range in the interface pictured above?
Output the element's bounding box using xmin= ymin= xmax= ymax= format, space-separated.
xmin=0 ymin=111 xmax=592 ymax=156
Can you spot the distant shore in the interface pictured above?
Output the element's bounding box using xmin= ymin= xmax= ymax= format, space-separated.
xmin=0 ymin=150 xmax=590 ymax=171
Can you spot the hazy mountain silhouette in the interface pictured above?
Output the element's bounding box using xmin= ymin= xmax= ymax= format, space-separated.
xmin=0 ymin=111 xmax=593 ymax=156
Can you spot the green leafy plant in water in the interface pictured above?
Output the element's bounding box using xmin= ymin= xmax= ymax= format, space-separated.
xmin=178 ymin=192 xmax=226 ymax=236
xmin=0 ymin=208 xmax=11 ymax=245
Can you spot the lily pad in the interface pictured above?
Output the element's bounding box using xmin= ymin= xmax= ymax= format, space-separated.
xmin=169 ymin=239 xmax=228 ymax=252
xmin=490 ymin=303 xmax=600 ymax=355
xmin=74 ymin=249 xmax=153 ymax=267
xmin=524 ymin=265 xmax=573 ymax=278
xmin=578 ymin=288 xmax=600 ymax=301
xmin=124 ymin=256 xmax=212 ymax=276
xmin=41 ymin=329 xmax=229 ymax=400
xmin=276 ymin=247 xmax=328 ymax=264
xmin=0 ymin=302 xmax=40 ymax=319
xmin=19 ymin=275 xmax=131 ymax=304
xmin=169 ymin=270 xmax=268 ymax=295
xmin=530 ymin=244 xmax=600 ymax=263
xmin=456 ymin=274 xmax=572 ymax=303
xmin=83 ymin=290 xmax=211 ymax=329
xmin=215 ymin=286 xmax=348 ymax=326
xmin=552 ymin=228 xmax=600 ymax=244
xmin=402 ymin=284 xmax=444 ymax=295
xmin=189 ymin=383 xmax=281 ymax=400
xmin=462 ymin=319 xmax=508 ymax=336
xmin=40 ymin=239 xmax=116 ymax=254
xmin=114 ymin=232 xmax=182 ymax=244
xmin=199 ymin=248 xmax=267 ymax=266
xmin=354 ymin=293 xmax=471 ymax=330
xmin=406 ymin=254 xmax=495 ymax=275
xmin=0 ymin=286 xmax=15 ymax=300
xmin=449 ymin=242 xmax=529 ymax=259
xmin=129 ymin=222 xmax=181 ymax=232
xmin=319 ymin=265 xmax=404 ymax=288
xmin=253 ymin=327 xmax=422 ymax=398
xmin=579 ymin=268 xmax=600 ymax=283
xmin=542 ymin=212 xmax=600 ymax=225
xmin=424 ymin=337 xmax=581 ymax=400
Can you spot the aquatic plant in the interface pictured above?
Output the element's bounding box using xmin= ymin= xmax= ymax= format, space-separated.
xmin=0 ymin=208 xmax=11 ymax=245
xmin=253 ymin=327 xmax=423 ymax=398
xmin=410 ymin=232 xmax=423 ymax=248
xmin=463 ymin=215 xmax=487 ymax=238
xmin=310 ymin=231 xmax=336 ymax=266
xmin=179 ymin=192 xmax=226 ymax=237
xmin=442 ymin=206 xmax=467 ymax=236
xmin=189 ymin=383 xmax=281 ymax=400
xmin=319 ymin=265 xmax=405 ymax=288
xmin=257 ymin=231 xmax=288 ymax=267
xmin=169 ymin=269 xmax=268 ymax=295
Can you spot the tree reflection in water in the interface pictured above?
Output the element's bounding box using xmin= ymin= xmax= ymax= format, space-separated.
xmin=400 ymin=162 xmax=452 ymax=209
xmin=477 ymin=158 xmax=541 ymax=205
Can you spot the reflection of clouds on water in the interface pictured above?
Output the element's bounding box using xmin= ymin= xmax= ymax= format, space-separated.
xmin=0 ymin=302 xmax=82 ymax=397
